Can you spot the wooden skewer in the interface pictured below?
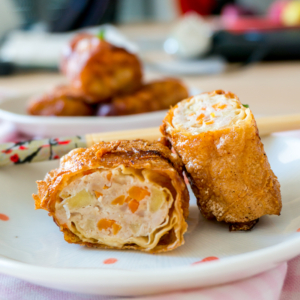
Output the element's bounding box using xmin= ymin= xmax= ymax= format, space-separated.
xmin=86 ymin=114 xmax=300 ymax=146
xmin=1 ymin=114 xmax=300 ymax=167
xmin=256 ymin=114 xmax=300 ymax=136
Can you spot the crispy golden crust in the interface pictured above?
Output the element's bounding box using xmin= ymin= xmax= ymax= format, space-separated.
xmin=60 ymin=33 xmax=93 ymax=74
xmin=27 ymin=85 xmax=95 ymax=116
xmin=97 ymin=79 xmax=189 ymax=116
xmin=61 ymin=34 xmax=143 ymax=103
xmin=161 ymin=90 xmax=282 ymax=226
xmin=33 ymin=139 xmax=189 ymax=253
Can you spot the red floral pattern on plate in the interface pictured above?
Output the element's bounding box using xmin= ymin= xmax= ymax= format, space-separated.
xmin=192 ymin=256 xmax=219 ymax=265
xmin=103 ymin=258 xmax=118 ymax=264
xmin=0 ymin=214 xmax=9 ymax=221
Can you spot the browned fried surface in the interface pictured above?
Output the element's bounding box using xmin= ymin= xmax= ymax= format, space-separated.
xmin=229 ymin=219 xmax=259 ymax=231
xmin=33 ymin=139 xmax=189 ymax=253
xmin=161 ymin=90 xmax=282 ymax=226
xmin=60 ymin=33 xmax=93 ymax=74
xmin=97 ymin=79 xmax=189 ymax=116
xmin=27 ymin=85 xmax=95 ymax=116
xmin=62 ymin=34 xmax=143 ymax=103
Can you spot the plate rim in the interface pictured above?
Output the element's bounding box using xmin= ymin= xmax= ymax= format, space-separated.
xmin=0 ymin=234 xmax=299 ymax=295
xmin=0 ymin=95 xmax=169 ymax=125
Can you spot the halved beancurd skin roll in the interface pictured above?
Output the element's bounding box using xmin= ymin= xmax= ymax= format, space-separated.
xmin=161 ymin=90 xmax=282 ymax=230
xmin=33 ymin=140 xmax=189 ymax=253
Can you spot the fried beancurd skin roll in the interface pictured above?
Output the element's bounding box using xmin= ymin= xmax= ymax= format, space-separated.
xmin=161 ymin=90 xmax=282 ymax=228
xmin=97 ymin=79 xmax=189 ymax=116
xmin=27 ymin=85 xmax=94 ymax=116
xmin=61 ymin=33 xmax=143 ymax=103
xmin=33 ymin=140 xmax=189 ymax=253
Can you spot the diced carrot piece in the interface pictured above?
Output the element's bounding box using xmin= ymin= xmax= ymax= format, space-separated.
xmin=196 ymin=113 xmax=205 ymax=121
xmin=97 ymin=218 xmax=115 ymax=231
xmin=112 ymin=223 xmax=122 ymax=235
xmin=128 ymin=199 xmax=139 ymax=213
xmin=128 ymin=186 xmax=150 ymax=202
xmin=205 ymin=120 xmax=215 ymax=125
xmin=94 ymin=191 xmax=103 ymax=198
xmin=125 ymin=196 xmax=131 ymax=203
xmin=212 ymin=103 xmax=227 ymax=110
xmin=218 ymin=104 xmax=227 ymax=110
xmin=201 ymin=107 xmax=206 ymax=111
xmin=107 ymin=172 xmax=112 ymax=181
xmin=111 ymin=195 xmax=125 ymax=205
xmin=103 ymin=185 xmax=110 ymax=189
xmin=189 ymin=113 xmax=195 ymax=117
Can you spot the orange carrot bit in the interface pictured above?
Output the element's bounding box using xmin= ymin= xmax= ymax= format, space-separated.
xmin=212 ymin=103 xmax=219 ymax=110
xmin=128 ymin=199 xmax=139 ymax=213
xmin=97 ymin=218 xmax=115 ymax=231
xmin=128 ymin=186 xmax=150 ymax=202
xmin=205 ymin=120 xmax=215 ymax=125
xmin=106 ymin=172 xmax=112 ymax=181
xmin=111 ymin=195 xmax=125 ymax=205
xmin=189 ymin=113 xmax=195 ymax=117
xmin=103 ymin=185 xmax=110 ymax=190
xmin=94 ymin=191 xmax=103 ymax=198
xmin=198 ymin=119 xmax=203 ymax=125
xmin=196 ymin=113 xmax=205 ymax=121
xmin=201 ymin=107 xmax=206 ymax=111
xmin=218 ymin=104 xmax=227 ymax=110
xmin=112 ymin=223 xmax=122 ymax=235
xmin=124 ymin=196 xmax=132 ymax=203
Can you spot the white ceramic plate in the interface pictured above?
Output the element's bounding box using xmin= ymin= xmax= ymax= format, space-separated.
xmin=0 ymin=88 xmax=199 ymax=137
xmin=1 ymin=135 xmax=300 ymax=296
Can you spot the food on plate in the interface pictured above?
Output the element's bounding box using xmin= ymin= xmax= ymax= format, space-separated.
xmin=61 ymin=33 xmax=143 ymax=103
xmin=161 ymin=90 xmax=282 ymax=231
xmin=27 ymin=85 xmax=95 ymax=116
xmin=97 ymin=78 xmax=189 ymax=116
xmin=33 ymin=140 xmax=189 ymax=252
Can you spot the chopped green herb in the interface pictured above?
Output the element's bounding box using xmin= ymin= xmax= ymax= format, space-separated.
xmin=242 ymin=104 xmax=249 ymax=108
xmin=97 ymin=29 xmax=105 ymax=40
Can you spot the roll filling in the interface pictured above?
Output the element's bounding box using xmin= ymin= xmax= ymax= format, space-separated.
xmin=33 ymin=140 xmax=189 ymax=252
xmin=55 ymin=166 xmax=174 ymax=248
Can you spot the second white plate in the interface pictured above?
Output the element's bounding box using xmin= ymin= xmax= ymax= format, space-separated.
xmin=0 ymin=88 xmax=199 ymax=137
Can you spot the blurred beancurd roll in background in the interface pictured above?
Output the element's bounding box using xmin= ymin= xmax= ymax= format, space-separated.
xmin=27 ymin=85 xmax=95 ymax=116
xmin=61 ymin=33 xmax=143 ymax=103
xmin=33 ymin=140 xmax=189 ymax=253
xmin=97 ymin=78 xmax=189 ymax=116
xmin=161 ymin=90 xmax=282 ymax=231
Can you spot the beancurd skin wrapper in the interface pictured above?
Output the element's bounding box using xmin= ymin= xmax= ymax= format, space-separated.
xmin=33 ymin=139 xmax=189 ymax=253
xmin=27 ymin=85 xmax=94 ymax=116
xmin=97 ymin=78 xmax=189 ymax=116
xmin=61 ymin=34 xmax=143 ymax=103
xmin=160 ymin=90 xmax=282 ymax=224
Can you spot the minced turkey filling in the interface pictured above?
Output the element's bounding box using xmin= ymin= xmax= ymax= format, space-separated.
xmin=171 ymin=93 xmax=248 ymax=134
xmin=55 ymin=166 xmax=174 ymax=248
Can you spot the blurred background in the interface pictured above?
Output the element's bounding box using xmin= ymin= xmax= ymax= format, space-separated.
xmin=0 ymin=0 xmax=300 ymax=123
